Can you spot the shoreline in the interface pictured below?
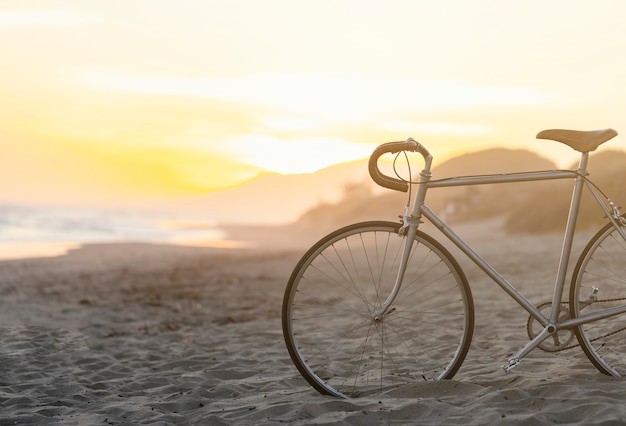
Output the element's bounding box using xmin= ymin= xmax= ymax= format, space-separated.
xmin=0 ymin=221 xmax=312 ymax=262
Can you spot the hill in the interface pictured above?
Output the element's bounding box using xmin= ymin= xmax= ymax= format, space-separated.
xmin=505 ymin=150 xmax=626 ymax=233
xmin=294 ymin=148 xmax=626 ymax=234
xmin=185 ymin=159 xmax=376 ymax=224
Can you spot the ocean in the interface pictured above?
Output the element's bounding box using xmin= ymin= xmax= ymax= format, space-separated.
xmin=0 ymin=203 xmax=242 ymax=260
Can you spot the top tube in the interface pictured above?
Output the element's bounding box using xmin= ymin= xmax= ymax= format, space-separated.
xmin=425 ymin=169 xmax=580 ymax=188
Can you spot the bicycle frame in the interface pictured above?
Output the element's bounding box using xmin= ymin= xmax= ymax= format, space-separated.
xmin=383 ymin=149 xmax=626 ymax=370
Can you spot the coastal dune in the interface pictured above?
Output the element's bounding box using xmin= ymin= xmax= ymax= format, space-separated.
xmin=1 ymin=220 xmax=626 ymax=425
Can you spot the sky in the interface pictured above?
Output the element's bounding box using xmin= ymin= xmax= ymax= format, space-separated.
xmin=1 ymin=0 xmax=626 ymax=206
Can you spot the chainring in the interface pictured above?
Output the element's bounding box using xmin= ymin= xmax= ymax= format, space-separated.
xmin=526 ymin=301 xmax=575 ymax=352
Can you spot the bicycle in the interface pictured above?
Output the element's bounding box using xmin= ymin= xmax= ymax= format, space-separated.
xmin=281 ymin=128 xmax=626 ymax=399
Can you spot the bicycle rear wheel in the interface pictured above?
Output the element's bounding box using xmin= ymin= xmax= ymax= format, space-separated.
xmin=570 ymin=218 xmax=626 ymax=377
xmin=282 ymin=221 xmax=474 ymax=398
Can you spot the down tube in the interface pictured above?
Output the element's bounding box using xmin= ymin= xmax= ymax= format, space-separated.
xmin=419 ymin=204 xmax=545 ymax=322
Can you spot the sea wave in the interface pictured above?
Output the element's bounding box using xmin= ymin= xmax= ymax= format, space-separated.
xmin=0 ymin=203 xmax=241 ymax=260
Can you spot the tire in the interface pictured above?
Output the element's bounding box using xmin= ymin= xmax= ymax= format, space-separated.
xmin=570 ymin=218 xmax=626 ymax=377
xmin=282 ymin=221 xmax=474 ymax=398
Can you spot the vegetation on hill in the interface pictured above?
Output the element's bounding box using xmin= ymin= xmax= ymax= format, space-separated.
xmin=506 ymin=150 xmax=626 ymax=233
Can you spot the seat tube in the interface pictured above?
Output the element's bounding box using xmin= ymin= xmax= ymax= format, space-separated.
xmin=550 ymin=152 xmax=589 ymax=322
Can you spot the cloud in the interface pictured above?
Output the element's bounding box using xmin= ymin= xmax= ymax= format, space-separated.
xmin=82 ymin=71 xmax=560 ymax=121
xmin=380 ymin=121 xmax=491 ymax=136
xmin=0 ymin=10 xmax=91 ymax=28
xmin=260 ymin=117 xmax=326 ymax=133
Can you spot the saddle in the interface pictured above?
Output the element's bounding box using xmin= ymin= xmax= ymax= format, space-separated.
xmin=536 ymin=128 xmax=618 ymax=153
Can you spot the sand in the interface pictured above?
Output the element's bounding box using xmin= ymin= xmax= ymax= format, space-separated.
xmin=2 ymin=220 xmax=626 ymax=425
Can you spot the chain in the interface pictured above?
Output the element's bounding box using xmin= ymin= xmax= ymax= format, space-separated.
xmin=528 ymin=298 xmax=626 ymax=352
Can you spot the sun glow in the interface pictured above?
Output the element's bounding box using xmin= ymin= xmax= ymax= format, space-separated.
xmin=0 ymin=137 xmax=262 ymax=205
xmin=75 ymin=70 xmax=562 ymax=176
xmin=216 ymin=135 xmax=377 ymax=175
xmin=1 ymin=1 xmax=626 ymax=209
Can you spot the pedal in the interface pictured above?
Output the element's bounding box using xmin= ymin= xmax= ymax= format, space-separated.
xmin=502 ymin=357 xmax=520 ymax=373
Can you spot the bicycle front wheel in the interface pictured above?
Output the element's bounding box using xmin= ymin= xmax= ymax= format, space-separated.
xmin=570 ymin=218 xmax=626 ymax=377
xmin=282 ymin=221 xmax=474 ymax=398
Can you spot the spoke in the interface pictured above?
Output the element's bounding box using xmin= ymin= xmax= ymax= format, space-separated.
xmin=283 ymin=223 xmax=472 ymax=397
xmin=571 ymin=223 xmax=626 ymax=376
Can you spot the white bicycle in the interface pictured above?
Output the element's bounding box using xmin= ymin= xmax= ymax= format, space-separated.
xmin=282 ymin=129 xmax=626 ymax=398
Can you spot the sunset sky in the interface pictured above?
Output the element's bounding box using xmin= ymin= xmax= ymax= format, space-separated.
xmin=2 ymin=1 xmax=626 ymax=206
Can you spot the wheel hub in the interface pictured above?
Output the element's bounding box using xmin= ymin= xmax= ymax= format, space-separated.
xmin=372 ymin=306 xmax=395 ymax=322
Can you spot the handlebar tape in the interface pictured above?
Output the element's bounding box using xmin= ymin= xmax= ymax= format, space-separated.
xmin=368 ymin=140 xmax=420 ymax=192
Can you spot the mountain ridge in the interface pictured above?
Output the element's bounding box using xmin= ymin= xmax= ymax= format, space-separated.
xmin=186 ymin=158 xmax=375 ymax=224
xmin=188 ymin=146 xmax=626 ymax=234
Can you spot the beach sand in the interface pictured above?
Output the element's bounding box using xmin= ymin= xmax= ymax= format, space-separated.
xmin=1 ymin=219 xmax=626 ymax=425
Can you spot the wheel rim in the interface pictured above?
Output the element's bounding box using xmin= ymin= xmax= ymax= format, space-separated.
xmin=283 ymin=222 xmax=473 ymax=398
xmin=571 ymin=223 xmax=626 ymax=377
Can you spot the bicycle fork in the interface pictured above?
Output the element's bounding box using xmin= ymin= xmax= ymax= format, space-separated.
xmin=374 ymin=214 xmax=419 ymax=319
xmin=375 ymin=158 xmax=432 ymax=319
